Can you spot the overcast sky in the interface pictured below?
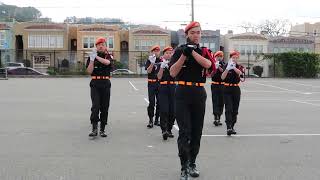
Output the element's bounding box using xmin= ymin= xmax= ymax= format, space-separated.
xmin=2 ymin=0 xmax=320 ymax=34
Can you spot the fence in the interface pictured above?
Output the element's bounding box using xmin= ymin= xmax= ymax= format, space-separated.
xmin=1 ymin=50 xmax=319 ymax=78
xmin=0 ymin=49 xmax=152 ymax=75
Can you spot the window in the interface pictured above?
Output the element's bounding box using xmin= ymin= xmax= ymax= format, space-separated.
xmin=28 ymin=35 xmax=64 ymax=48
xmin=42 ymin=35 xmax=49 ymax=48
xmin=141 ymin=40 xmax=147 ymax=51
xmin=210 ymin=43 xmax=215 ymax=49
xmin=147 ymin=40 xmax=153 ymax=47
xmin=83 ymin=37 xmax=95 ymax=49
xmin=134 ymin=40 xmax=140 ymax=50
xmin=57 ymin=36 xmax=63 ymax=48
xmin=35 ymin=35 xmax=42 ymax=48
xmin=28 ymin=35 xmax=35 ymax=48
xmin=49 ymin=36 xmax=56 ymax=48
xmin=0 ymin=31 xmax=5 ymax=48
xmin=258 ymin=45 xmax=263 ymax=53
xmin=246 ymin=45 xmax=252 ymax=55
xmin=273 ymin=47 xmax=279 ymax=53
xmin=233 ymin=44 xmax=239 ymax=51
xmin=159 ymin=40 xmax=165 ymax=47
xmin=240 ymin=45 xmax=246 ymax=55
xmin=108 ymin=36 xmax=114 ymax=49
xmin=203 ymin=43 xmax=209 ymax=48
xmin=252 ymin=45 xmax=257 ymax=54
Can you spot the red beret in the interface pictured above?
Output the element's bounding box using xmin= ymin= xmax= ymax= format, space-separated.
xmin=150 ymin=45 xmax=160 ymax=52
xmin=214 ymin=51 xmax=224 ymax=58
xmin=230 ymin=50 xmax=240 ymax=57
xmin=163 ymin=46 xmax=173 ymax=53
xmin=95 ymin=37 xmax=106 ymax=45
xmin=185 ymin=21 xmax=201 ymax=33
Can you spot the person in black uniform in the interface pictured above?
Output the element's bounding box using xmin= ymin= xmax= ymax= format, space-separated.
xmin=145 ymin=45 xmax=161 ymax=128
xmin=169 ymin=21 xmax=214 ymax=180
xmin=211 ymin=51 xmax=226 ymax=126
xmin=86 ymin=37 xmax=113 ymax=138
xmin=157 ymin=46 xmax=175 ymax=140
xmin=221 ymin=50 xmax=244 ymax=136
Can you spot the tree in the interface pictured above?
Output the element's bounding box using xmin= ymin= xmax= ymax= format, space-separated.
xmin=0 ymin=3 xmax=41 ymax=22
xmin=14 ymin=7 xmax=41 ymax=22
xmin=240 ymin=19 xmax=290 ymax=37
xmin=257 ymin=19 xmax=290 ymax=37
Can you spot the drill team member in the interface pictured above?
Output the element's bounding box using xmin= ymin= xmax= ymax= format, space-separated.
xmin=221 ymin=50 xmax=245 ymax=136
xmin=170 ymin=21 xmax=214 ymax=180
xmin=211 ymin=51 xmax=226 ymax=126
xmin=145 ymin=45 xmax=161 ymax=128
xmin=86 ymin=37 xmax=113 ymax=138
xmin=157 ymin=46 xmax=175 ymax=140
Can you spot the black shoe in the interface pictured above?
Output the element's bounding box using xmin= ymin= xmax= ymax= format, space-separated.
xmin=213 ymin=120 xmax=220 ymax=127
xmin=100 ymin=131 xmax=107 ymax=137
xmin=147 ymin=118 xmax=153 ymax=129
xmin=227 ymin=129 xmax=233 ymax=136
xmin=168 ymin=130 xmax=174 ymax=138
xmin=154 ymin=120 xmax=160 ymax=126
xmin=188 ymin=164 xmax=200 ymax=178
xmin=89 ymin=129 xmax=98 ymax=137
xmin=162 ymin=131 xmax=169 ymax=140
xmin=180 ymin=169 xmax=189 ymax=180
xmin=231 ymin=129 xmax=237 ymax=135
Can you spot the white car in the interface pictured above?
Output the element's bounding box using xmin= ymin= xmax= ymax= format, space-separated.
xmin=111 ymin=69 xmax=135 ymax=75
xmin=7 ymin=67 xmax=48 ymax=76
xmin=5 ymin=62 xmax=25 ymax=68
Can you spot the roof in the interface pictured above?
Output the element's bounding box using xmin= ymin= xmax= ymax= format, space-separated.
xmin=79 ymin=27 xmax=116 ymax=31
xmin=230 ymin=33 xmax=268 ymax=40
xmin=25 ymin=24 xmax=65 ymax=30
xmin=131 ymin=26 xmax=169 ymax=35
xmin=133 ymin=29 xmax=168 ymax=35
xmin=0 ymin=24 xmax=11 ymax=30
xmin=269 ymin=36 xmax=314 ymax=44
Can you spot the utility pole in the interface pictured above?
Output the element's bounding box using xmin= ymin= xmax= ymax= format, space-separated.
xmin=191 ymin=0 xmax=194 ymax=22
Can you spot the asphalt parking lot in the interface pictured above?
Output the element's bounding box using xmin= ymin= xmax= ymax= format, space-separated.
xmin=1 ymin=78 xmax=320 ymax=180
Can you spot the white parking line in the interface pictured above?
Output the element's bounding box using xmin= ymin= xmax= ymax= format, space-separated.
xmin=173 ymin=125 xmax=179 ymax=131
xmin=144 ymin=98 xmax=149 ymax=104
xmin=202 ymin=133 xmax=320 ymax=137
xmin=252 ymin=82 xmax=311 ymax=95
xmin=289 ymin=100 xmax=320 ymax=107
xmin=129 ymin=81 xmax=139 ymax=91
xmin=282 ymin=81 xmax=320 ymax=88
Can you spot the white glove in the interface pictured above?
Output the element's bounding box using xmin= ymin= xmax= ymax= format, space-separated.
xmin=161 ymin=60 xmax=169 ymax=69
xmin=226 ymin=61 xmax=236 ymax=70
xmin=89 ymin=49 xmax=97 ymax=61
xmin=148 ymin=54 xmax=156 ymax=64
xmin=215 ymin=61 xmax=220 ymax=69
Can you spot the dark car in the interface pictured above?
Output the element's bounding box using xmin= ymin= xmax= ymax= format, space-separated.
xmin=7 ymin=67 xmax=48 ymax=76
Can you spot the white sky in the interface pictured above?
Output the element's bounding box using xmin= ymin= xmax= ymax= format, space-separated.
xmin=2 ymin=0 xmax=320 ymax=34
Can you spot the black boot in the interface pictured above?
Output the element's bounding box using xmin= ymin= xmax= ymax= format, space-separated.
xmin=154 ymin=117 xmax=160 ymax=126
xmin=162 ymin=131 xmax=169 ymax=140
xmin=180 ymin=168 xmax=189 ymax=180
xmin=147 ymin=118 xmax=153 ymax=128
xmin=89 ymin=123 xmax=98 ymax=137
xmin=227 ymin=129 xmax=233 ymax=136
xmin=188 ymin=163 xmax=200 ymax=177
xmin=99 ymin=123 xmax=107 ymax=137
xmin=168 ymin=130 xmax=174 ymax=138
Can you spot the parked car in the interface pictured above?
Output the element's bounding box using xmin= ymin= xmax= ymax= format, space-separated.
xmin=5 ymin=62 xmax=25 ymax=68
xmin=7 ymin=67 xmax=48 ymax=76
xmin=111 ymin=69 xmax=135 ymax=75
xmin=247 ymin=74 xmax=260 ymax=78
